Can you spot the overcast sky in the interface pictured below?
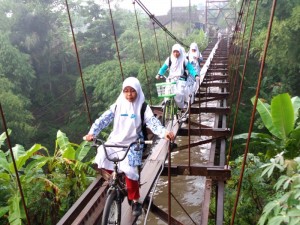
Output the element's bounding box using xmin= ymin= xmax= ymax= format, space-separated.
xmin=116 ymin=0 xmax=206 ymax=16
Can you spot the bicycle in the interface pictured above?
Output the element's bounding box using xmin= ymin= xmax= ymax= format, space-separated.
xmin=89 ymin=138 xmax=153 ymax=225
xmin=155 ymin=75 xmax=191 ymax=126
xmin=155 ymin=76 xmax=177 ymax=127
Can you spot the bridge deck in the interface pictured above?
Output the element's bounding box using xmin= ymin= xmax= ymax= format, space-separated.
xmin=57 ymin=38 xmax=231 ymax=225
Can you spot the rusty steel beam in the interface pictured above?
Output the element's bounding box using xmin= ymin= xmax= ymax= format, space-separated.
xmin=173 ymin=137 xmax=222 ymax=151
xmin=197 ymin=92 xmax=229 ymax=98
xmin=177 ymin=127 xmax=230 ymax=137
xmin=57 ymin=175 xmax=108 ymax=225
xmin=205 ymin=75 xmax=228 ymax=81
xmin=194 ymin=96 xmax=227 ymax=103
xmin=161 ymin=165 xmax=231 ymax=181
xmin=188 ymin=106 xmax=230 ymax=114
xmin=201 ymin=82 xmax=229 ymax=88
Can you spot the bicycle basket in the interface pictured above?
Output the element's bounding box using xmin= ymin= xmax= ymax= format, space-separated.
xmin=155 ymin=82 xmax=176 ymax=98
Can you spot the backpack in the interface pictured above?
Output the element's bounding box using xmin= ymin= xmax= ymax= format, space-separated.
xmin=168 ymin=57 xmax=188 ymax=80
xmin=140 ymin=102 xmax=149 ymax=150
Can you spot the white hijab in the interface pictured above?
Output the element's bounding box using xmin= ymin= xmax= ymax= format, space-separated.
xmin=108 ymin=77 xmax=145 ymax=145
xmin=167 ymin=43 xmax=185 ymax=77
xmin=188 ymin=42 xmax=200 ymax=63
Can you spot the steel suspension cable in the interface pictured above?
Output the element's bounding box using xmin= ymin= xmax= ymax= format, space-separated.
xmin=230 ymin=1 xmax=277 ymax=224
xmin=134 ymin=0 xmax=189 ymax=49
xmin=152 ymin=20 xmax=162 ymax=67
xmin=228 ymin=2 xmax=246 ymax=95
xmin=132 ymin=1 xmax=153 ymax=105
xmin=107 ymin=0 xmax=124 ymax=81
xmin=0 ymin=103 xmax=31 ymax=225
xmin=226 ymin=0 xmax=259 ymax=167
xmin=65 ymin=0 xmax=92 ymax=125
xmin=228 ymin=0 xmax=251 ymax=125
xmin=228 ymin=0 xmax=246 ymax=86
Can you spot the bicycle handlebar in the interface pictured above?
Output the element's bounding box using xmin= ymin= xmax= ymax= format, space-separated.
xmin=83 ymin=137 xmax=153 ymax=163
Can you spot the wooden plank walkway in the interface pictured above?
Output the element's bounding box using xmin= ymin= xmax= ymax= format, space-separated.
xmin=121 ymin=121 xmax=180 ymax=224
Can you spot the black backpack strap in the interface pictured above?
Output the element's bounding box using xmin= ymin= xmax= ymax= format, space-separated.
xmin=141 ymin=102 xmax=147 ymax=125
xmin=168 ymin=57 xmax=171 ymax=67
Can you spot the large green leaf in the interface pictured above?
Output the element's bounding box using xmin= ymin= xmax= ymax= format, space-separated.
xmin=76 ymin=141 xmax=92 ymax=161
xmin=56 ymin=130 xmax=75 ymax=159
xmin=271 ymin=93 xmax=294 ymax=140
xmin=10 ymin=144 xmax=25 ymax=162
xmin=24 ymin=156 xmax=50 ymax=174
xmin=0 ymin=150 xmax=10 ymax=172
xmin=251 ymin=97 xmax=282 ymax=138
xmin=56 ymin=130 xmax=70 ymax=150
xmin=8 ymin=194 xmax=24 ymax=225
xmin=0 ymin=130 xmax=11 ymax=148
xmin=0 ymin=206 xmax=9 ymax=218
xmin=14 ymin=144 xmax=42 ymax=171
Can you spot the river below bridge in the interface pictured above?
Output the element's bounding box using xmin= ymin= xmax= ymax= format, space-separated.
xmin=138 ymin=101 xmax=217 ymax=225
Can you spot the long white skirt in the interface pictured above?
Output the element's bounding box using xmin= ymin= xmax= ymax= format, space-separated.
xmin=174 ymin=79 xmax=187 ymax=109
xmin=94 ymin=145 xmax=139 ymax=181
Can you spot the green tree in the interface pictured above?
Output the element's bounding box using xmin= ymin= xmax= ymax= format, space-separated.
xmin=0 ymin=130 xmax=95 ymax=225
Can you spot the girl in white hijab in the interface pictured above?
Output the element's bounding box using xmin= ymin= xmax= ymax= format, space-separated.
xmin=84 ymin=77 xmax=174 ymax=216
xmin=186 ymin=42 xmax=203 ymax=103
xmin=156 ymin=43 xmax=199 ymax=109
xmin=187 ymin=42 xmax=203 ymax=75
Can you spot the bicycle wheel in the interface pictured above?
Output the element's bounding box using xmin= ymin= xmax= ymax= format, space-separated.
xmin=101 ymin=190 xmax=121 ymax=225
xmin=162 ymin=99 xmax=175 ymax=127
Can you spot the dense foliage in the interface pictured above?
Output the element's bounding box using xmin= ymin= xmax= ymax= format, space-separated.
xmin=0 ymin=0 xmax=299 ymax=224
xmin=0 ymin=0 xmax=208 ymax=224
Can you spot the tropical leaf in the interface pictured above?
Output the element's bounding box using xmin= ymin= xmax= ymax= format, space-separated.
xmin=271 ymin=93 xmax=294 ymax=140
xmin=56 ymin=130 xmax=75 ymax=159
xmin=0 ymin=130 xmax=11 ymax=148
xmin=0 ymin=206 xmax=9 ymax=218
xmin=258 ymin=201 xmax=280 ymax=225
xmin=0 ymin=150 xmax=10 ymax=172
xmin=274 ymin=175 xmax=290 ymax=190
xmin=289 ymin=217 xmax=300 ymax=225
xmin=8 ymin=194 xmax=24 ymax=225
xmin=14 ymin=144 xmax=42 ymax=171
xmin=268 ymin=215 xmax=289 ymax=225
xmin=24 ymin=156 xmax=50 ymax=174
xmin=10 ymin=144 xmax=26 ymax=162
xmin=76 ymin=141 xmax=92 ymax=161
xmin=251 ymin=97 xmax=282 ymax=138
xmin=0 ymin=172 xmax=10 ymax=181
xmin=56 ymin=130 xmax=70 ymax=150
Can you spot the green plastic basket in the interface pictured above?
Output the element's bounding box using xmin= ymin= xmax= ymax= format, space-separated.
xmin=155 ymin=82 xmax=176 ymax=98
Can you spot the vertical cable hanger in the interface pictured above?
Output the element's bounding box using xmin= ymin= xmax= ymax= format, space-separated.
xmin=0 ymin=103 xmax=31 ymax=225
xmin=132 ymin=0 xmax=153 ymax=105
xmin=226 ymin=0 xmax=260 ymax=167
xmin=151 ymin=20 xmax=162 ymax=67
xmin=230 ymin=1 xmax=277 ymax=224
xmin=228 ymin=0 xmax=246 ymax=86
xmin=165 ymin=32 xmax=170 ymax=53
xmin=65 ymin=0 xmax=92 ymax=125
xmin=228 ymin=0 xmax=246 ymax=93
xmin=228 ymin=0 xmax=251 ymax=125
xmin=107 ymin=0 xmax=124 ymax=81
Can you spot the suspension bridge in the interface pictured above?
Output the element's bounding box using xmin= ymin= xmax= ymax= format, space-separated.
xmin=0 ymin=0 xmax=280 ymax=224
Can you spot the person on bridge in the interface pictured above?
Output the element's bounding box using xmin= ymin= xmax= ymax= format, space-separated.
xmin=84 ymin=77 xmax=174 ymax=217
xmin=156 ymin=43 xmax=199 ymax=109
xmin=186 ymin=42 xmax=203 ymax=103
